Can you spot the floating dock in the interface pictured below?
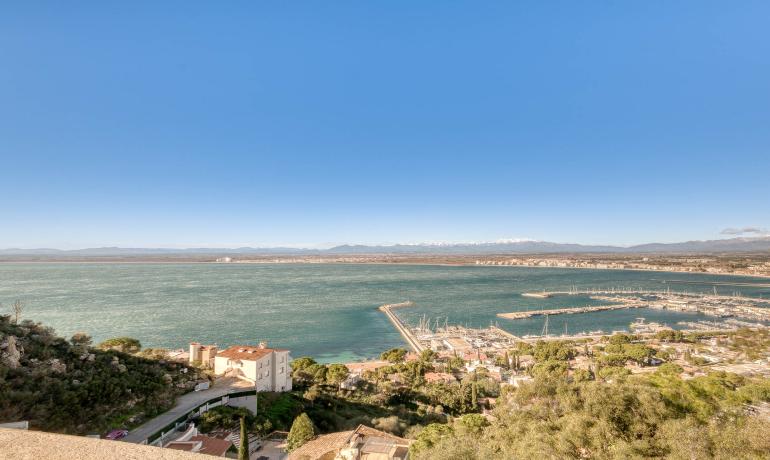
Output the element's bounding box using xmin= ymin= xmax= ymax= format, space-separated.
xmin=378 ymin=302 xmax=425 ymax=352
xmin=497 ymin=304 xmax=636 ymax=319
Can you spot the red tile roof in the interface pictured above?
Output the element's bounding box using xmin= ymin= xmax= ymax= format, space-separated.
xmin=166 ymin=435 xmax=232 ymax=457
xmin=287 ymin=430 xmax=354 ymax=460
xmin=286 ymin=425 xmax=411 ymax=460
xmin=344 ymin=360 xmax=391 ymax=373
xmin=424 ymin=372 xmax=456 ymax=383
xmin=217 ymin=346 xmax=274 ymax=361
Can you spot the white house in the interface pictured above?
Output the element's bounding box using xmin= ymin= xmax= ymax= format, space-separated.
xmin=213 ymin=343 xmax=292 ymax=392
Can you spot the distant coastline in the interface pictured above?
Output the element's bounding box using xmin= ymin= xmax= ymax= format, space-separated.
xmin=1 ymin=254 xmax=770 ymax=281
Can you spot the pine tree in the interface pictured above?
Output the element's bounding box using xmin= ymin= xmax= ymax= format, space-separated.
xmin=238 ymin=416 xmax=249 ymax=460
xmin=287 ymin=413 xmax=315 ymax=452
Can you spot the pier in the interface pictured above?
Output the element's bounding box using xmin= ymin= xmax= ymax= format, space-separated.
xmin=538 ymin=289 xmax=770 ymax=304
xmin=378 ymin=302 xmax=425 ymax=352
xmin=489 ymin=325 xmax=521 ymax=341
xmin=499 ymin=289 xmax=770 ymax=323
xmin=497 ymin=304 xmax=636 ymax=319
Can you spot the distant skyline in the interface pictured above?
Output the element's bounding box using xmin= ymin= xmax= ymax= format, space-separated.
xmin=2 ymin=2 xmax=769 ymax=249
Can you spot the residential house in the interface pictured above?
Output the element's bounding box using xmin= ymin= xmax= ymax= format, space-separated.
xmin=288 ymin=425 xmax=411 ymax=460
xmin=189 ymin=342 xmax=218 ymax=368
xmin=423 ymin=372 xmax=456 ymax=384
xmin=214 ymin=343 xmax=292 ymax=392
xmin=345 ymin=361 xmax=391 ymax=376
xmin=165 ymin=435 xmax=232 ymax=457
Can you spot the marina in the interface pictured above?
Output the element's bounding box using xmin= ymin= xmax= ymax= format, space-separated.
xmin=379 ymin=301 xmax=517 ymax=354
xmin=383 ymin=287 xmax=770 ymax=355
xmin=498 ymin=290 xmax=770 ymax=324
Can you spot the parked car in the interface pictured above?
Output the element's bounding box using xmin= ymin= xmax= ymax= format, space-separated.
xmin=194 ymin=380 xmax=210 ymax=391
xmin=104 ymin=429 xmax=128 ymax=440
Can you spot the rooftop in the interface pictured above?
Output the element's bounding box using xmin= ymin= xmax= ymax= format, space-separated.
xmin=287 ymin=425 xmax=411 ymax=460
xmin=287 ymin=430 xmax=354 ymax=460
xmin=345 ymin=360 xmax=391 ymax=373
xmin=216 ymin=345 xmax=283 ymax=361
xmin=166 ymin=435 xmax=232 ymax=457
xmin=0 ymin=428 xmax=210 ymax=460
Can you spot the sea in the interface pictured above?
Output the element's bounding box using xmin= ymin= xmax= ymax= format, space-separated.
xmin=1 ymin=263 xmax=769 ymax=362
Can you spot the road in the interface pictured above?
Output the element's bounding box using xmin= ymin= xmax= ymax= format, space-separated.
xmin=123 ymin=377 xmax=252 ymax=444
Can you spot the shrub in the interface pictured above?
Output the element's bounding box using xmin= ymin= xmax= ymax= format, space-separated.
xmin=286 ymin=412 xmax=315 ymax=452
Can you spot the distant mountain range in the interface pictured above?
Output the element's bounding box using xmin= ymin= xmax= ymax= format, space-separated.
xmin=2 ymin=236 xmax=770 ymax=256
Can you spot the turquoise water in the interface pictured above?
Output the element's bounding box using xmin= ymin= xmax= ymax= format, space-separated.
xmin=1 ymin=263 xmax=769 ymax=362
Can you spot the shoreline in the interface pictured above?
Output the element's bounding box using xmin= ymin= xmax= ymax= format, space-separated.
xmin=1 ymin=258 xmax=769 ymax=281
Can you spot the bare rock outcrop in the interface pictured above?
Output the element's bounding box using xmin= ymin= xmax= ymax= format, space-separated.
xmin=0 ymin=335 xmax=23 ymax=369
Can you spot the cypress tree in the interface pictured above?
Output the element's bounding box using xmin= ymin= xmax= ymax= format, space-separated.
xmin=238 ymin=416 xmax=249 ymax=460
xmin=471 ymin=382 xmax=478 ymax=409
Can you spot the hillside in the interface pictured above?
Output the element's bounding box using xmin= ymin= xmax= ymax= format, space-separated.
xmin=0 ymin=315 xmax=204 ymax=435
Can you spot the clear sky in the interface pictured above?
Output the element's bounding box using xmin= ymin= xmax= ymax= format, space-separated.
xmin=1 ymin=2 xmax=769 ymax=249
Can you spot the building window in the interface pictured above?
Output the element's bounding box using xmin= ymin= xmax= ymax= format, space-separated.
xmin=266 ymin=370 xmax=270 ymax=377
xmin=280 ymin=367 xmax=284 ymax=374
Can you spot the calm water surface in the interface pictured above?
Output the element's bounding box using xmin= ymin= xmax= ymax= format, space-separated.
xmin=1 ymin=263 xmax=769 ymax=362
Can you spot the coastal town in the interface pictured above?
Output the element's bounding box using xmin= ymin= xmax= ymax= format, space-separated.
xmin=209 ymin=253 xmax=770 ymax=279
xmin=473 ymin=254 xmax=770 ymax=278
xmin=4 ymin=0 xmax=770 ymax=457
xmin=5 ymin=289 xmax=770 ymax=459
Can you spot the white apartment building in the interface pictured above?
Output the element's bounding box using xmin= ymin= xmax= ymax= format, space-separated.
xmin=213 ymin=343 xmax=292 ymax=392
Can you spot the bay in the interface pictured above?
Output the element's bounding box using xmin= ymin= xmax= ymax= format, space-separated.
xmin=1 ymin=263 xmax=768 ymax=362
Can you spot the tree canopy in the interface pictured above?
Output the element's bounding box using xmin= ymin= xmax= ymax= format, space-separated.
xmin=96 ymin=337 xmax=142 ymax=354
xmin=287 ymin=412 xmax=315 ymax=452
xmin=381 ymin=348 xmax=408 ymax=363
xmin=410 ymin=366 xmax=770 ymax=459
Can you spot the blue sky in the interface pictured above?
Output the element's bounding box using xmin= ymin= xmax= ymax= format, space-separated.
xmin=1 ymin=2 xmax=769 ymax=248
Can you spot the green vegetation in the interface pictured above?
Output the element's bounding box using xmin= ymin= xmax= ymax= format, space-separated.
xmin=655 ymin=329 xmax=688 ymax=343
xmin=96 ymin=337 xmax=142 ymax=354
xmin=197 ymin=405 xmax=252 ymax=433
xmin=722 ymin=328 xmax=770 ymax=360
xmin=532 ymin=340 xmax=576 ymax=361
xmin=326 ymin=363 xmax=349 ymax=389
xmin=287 ymin=412 xmax=315 ymax=452
xmin=196 ymin=392 xmax=306 ymax=437
xmin=238 ymin=416 xmax=249 ymax=460
xmin=284 ymin=352 xmax=501 ymax=436
xmin=381 ymin=348 xmax=408 ymax=363
xmin=0 ymin=315 xmax=203 ymax=434
xmin=409 ymin=366 xmax=770 ymax=459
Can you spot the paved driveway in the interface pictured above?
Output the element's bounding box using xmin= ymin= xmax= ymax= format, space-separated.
xmin=123 ymin=377 xmax=252 ymax=443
